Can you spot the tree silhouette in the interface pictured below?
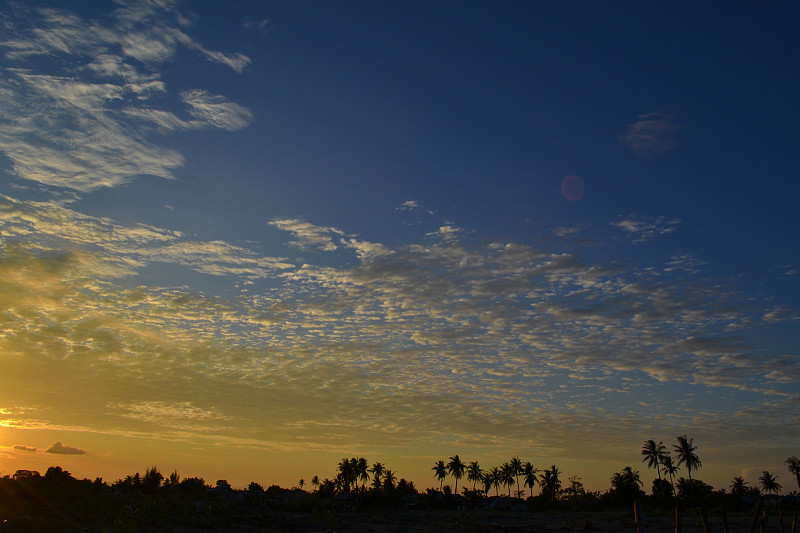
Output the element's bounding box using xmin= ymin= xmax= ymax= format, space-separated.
xmin=660 ymin=452 xmax=679 ymax=491
xmin=673 ymin=435 xmax=701 ymax=481
xmin=447 ymin=454 xmax=466 ymax=495
xmin=730 ymin=476 xmax=748 ymax=496
xmin=369 ymin=462 xmax=385 ymax=490
xmin=522 ymin=461 xmax=539 ymax=498
xmin=383 ymin=469 xmax=397 ymax=491
xmin=500 ymin=462 xmax=515 ymax=497
xmin=311 ymin=475 xmax=320 ymax=491
xmin=509 ymin=457 xmax=523 ymax=498
xmin=786 ymin=456 xmax=800 ymax=492
xmin=467 ymin=460 xmax=483 ymax=491
xmin=610 ymin=466 xmax=644 ymax=504
xmin=488 ymin=466 xmax=501 ymax=496
xmin=641 ymin=440 xmax=667 ymax=481
xmin=540 ymin=465 xmax=562 ymax=502
xmin=357 ymin=457 xmax=369 ymax=489
xmin=432 ymin=460 xmax=447 ymax=491
xmin=759 ymin=470 xmax=781 ymax=495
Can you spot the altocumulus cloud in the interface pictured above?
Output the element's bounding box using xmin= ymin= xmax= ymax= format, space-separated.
xmin=1 ymin=195 xmax=797 ymax=459
xmin=0 ymin=1 xmax=252 ymax=192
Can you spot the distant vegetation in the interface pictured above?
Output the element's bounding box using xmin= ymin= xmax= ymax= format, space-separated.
xmin=1 ymin=437 xmax=797 ymax=532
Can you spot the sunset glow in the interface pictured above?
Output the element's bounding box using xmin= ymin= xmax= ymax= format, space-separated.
xmin=0 ymin=1 xmax=798 ymax=494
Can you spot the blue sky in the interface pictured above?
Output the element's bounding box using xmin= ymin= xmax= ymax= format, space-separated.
xmin=0 ymin=0 xmax=798 ymax=491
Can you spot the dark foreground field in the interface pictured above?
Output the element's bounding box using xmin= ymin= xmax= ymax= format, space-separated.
xmin=0 ymin=508 xmax=768 ymax=533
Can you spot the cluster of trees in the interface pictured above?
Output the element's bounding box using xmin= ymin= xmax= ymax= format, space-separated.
xmin=639 ymin=436 xmax=798 ymax=502
xmin=429 ymin=454 xmax=567 ymax=501
xmin=3 ymin=440 xmax=798 ymax=530
xmin=306 ymin=457 xmax=417 ymax=497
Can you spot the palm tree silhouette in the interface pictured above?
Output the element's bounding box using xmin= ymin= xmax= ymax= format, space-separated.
xmin=432 ymin=460 xmax=447 ymax=491
xmin=447 ymin=455 xmax=466 ymax=495
xmin=500 ymin=462 xmax=515 ymax=497
xmin=509 ymin=457 xmax=523 ymax=498
xmin=337 ymin=458 xmax=354 ymax=491
xmin=467 ymin=460 xmax=483 ymax=491
xmin=480 ymin=468 xmax=493 ymax=495
xmin=660 ymin=453 xmax=678 ymax=491
xmin=759 ymin=471 xmax=781 ymax=495
xmin=369 ymin=461 xmax=385 ymax=490
xmin=383 ymin=469 xmax=397 ymax=491
xmin=488 ymin=467 xmax=501 ymax=496
xmin=357 ymin=458 xmax=369 ymax=490
xmin=673 ymin=435 xmax=701 ymax=481
xmin=541 ymin=465 xmax=562 ymax=502
xmin=641 ymin=440 xmax=667 ymax=481
xmin=786 ymin=456 xmax=800 ymax=492
xmin=730 ymin=476 xmax=748 ymax=496
xmin=311 ymin=475 xmax=320 ymax=492
xmin=522 ymin=461 xmax=539 ymax=498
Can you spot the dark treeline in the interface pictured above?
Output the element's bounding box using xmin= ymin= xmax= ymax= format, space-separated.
xmin=0 ymin=438 xmax=798 ymax=532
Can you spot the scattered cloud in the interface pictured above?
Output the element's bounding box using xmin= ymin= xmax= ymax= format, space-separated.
xmin=1 ymin=195 xmax=796 ymax=463
xmin=762 ymin=306 xmax=797 ymax=323
xmin=620 ymin=107 xmax=679 ymax=157
xmin=243 ymin=17 xmax=273 ymax=35
xmin=396 ymin=199 xmax=434 ymax=215
xmin=612 ymin=215 xmax=680 ymax=243
xmin=13 ymin=445 xmax=37 ymax=452
xmin=0 ymin=1 xmax=251 ymax=192
xmin=269 ymin=218 xmax=345 ymax=252
xmin=46 ymin=441 xmax=87 ymax=455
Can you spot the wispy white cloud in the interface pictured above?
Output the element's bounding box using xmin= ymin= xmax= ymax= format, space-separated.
xmin=181 ymin=89 xmax=252 ymax=131
xmin=620 ymin=107 xmax=679 ymax=157
xmin=269 ymin=218 xmax=345 ymax=252
xmin=612 ymin=215 xmax=680 ymax=243
xmin=0 ymin=1 xmax=252 ymax=192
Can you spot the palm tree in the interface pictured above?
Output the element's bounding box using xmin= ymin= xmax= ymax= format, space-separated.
xmin=673 ymin=435 xmax=701 ymax=481
xmin=383 ymin=469 xmax=397 ymax=491
xmin=500 ymin=462 xmax=515 ymax=497
xmin=730 ymin=476 xmax=748 ymax=496
xmin=357 ymin=457 xmax=369 ymax=489
xmin=337 ymin=457 xmax=354 ymax=491
xmin=467 ymin=461 xmax=483 ymax=491
xmin=522 ymin=461 xmax=539 ymax=498
xmin=447 ymin=455 xmax=467 ymax=494
xmin=786 ymin=456 xmax=800 ymax=492
xmin=432 ymin=460 xmax=447 ymax=491
xmin=488 ymin=467 xmax=501 ymax=496
xmin=509 ymin=457 xmax=523 ymax=498
xmin=540 ymin=465 xmax=562 ymax=502
xmin=311 ymin=475 xmax=320 ymax=491
xmin=759 ymin=471 xmax=781 ymax=495
xmin=298 ymin=478 xmax=305 ymax=490
xmin=641 ymin=440 xmax=667 ymax=481
xmin=661 ymin=453 xmax=678 ymax=491
xmin=369 ymin=462 xmax=385 ymax=490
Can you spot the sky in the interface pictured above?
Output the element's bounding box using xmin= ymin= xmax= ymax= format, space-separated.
xmin=0 ymin=0 xmax=799 ymax=493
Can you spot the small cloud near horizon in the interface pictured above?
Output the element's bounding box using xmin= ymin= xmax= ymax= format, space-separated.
xmin=46 ymin=441 xmax=87 ymax=455
xmin=13 ymin=445 xmax=37 ymax=452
